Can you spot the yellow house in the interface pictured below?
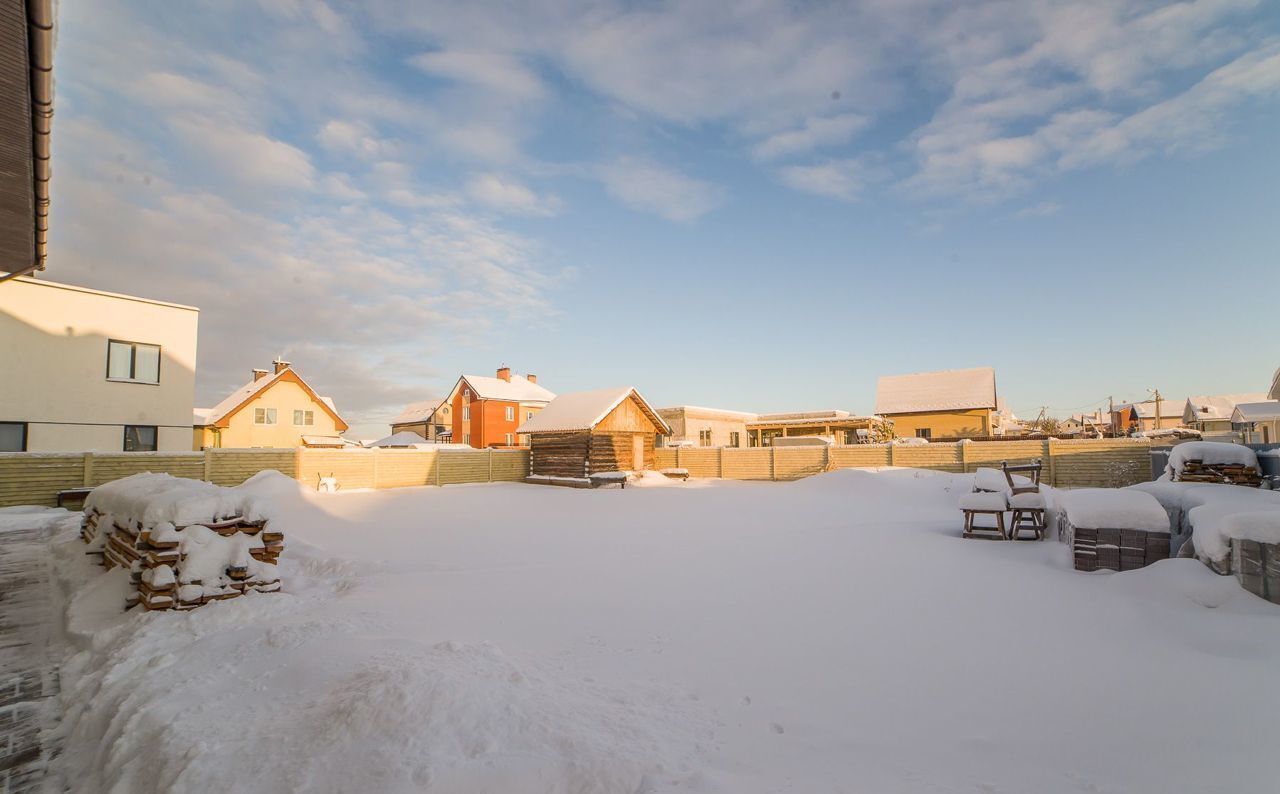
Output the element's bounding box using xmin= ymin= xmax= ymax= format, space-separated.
xmin=874 ymin=367 xmax=999 ymax=440
xmin=194 ymin=360 xmax=348 ymax=449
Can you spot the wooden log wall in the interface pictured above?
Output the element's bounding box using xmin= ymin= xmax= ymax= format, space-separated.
xmin=529 ymin=432 xmax=590 ymax=478
xmin=587 ymin=432 xmax=654 ymax=473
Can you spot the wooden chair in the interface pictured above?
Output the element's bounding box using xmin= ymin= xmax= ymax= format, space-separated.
xmin=1001 ymin=460 xmax=1045 ymax=541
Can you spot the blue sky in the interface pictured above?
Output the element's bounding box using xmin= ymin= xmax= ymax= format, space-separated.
xmin=46 ymin=0 xmax=1280 ymax=436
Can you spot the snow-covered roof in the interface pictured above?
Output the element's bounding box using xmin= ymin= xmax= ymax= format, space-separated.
xmin=197 ymin=367 xmax=347 ymax=431
xmin=1268 ymin=367 xmax=1280 ymax=401
xmin=874 ymin=367 xmax=997 ymax=414
xmin=518 ymin=387 xmax=670 ymax=435
xmin=459 ymin=374 xmax=556 ymax=404
xmin=1182 ymin=394 xmax=1267 ymax=422
xmin=1231 ymin=401 xmax=1280 ymax=423
xmin=368 ymin=431 xmax=430 ymax=448
xmin=193 ymin=408 xmax=213 ymax=424
xmin=1128 ymin=400 xmax=1184 ymax=420
xmin=301 ymin=435 xmax=346 ymax=448
xmin=391 ymin=399 xmax=444 ymax=425
xmin=657 ymin=405 xmax=760 ymax=420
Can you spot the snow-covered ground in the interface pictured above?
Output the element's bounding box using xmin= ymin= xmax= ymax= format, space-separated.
xmin=36 ymin=469 xmax=1280 ymax=793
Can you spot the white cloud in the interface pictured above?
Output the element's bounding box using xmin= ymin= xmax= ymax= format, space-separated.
xmin=753 ymin=113 xmax=868 ymax=160
xmin=777 ymin=159 xmax=868 ymax=201
xmin=168 ymin=116 xmax=316 ymax=191
xmin=594 ymin=158 xmax=723 ymax=222
xmin=317 ymin=119 xmax=394 ymax=160
xmin=1013 ymin=201 xmax=1062 ymax=219
xmin=409 ymin=50 xmax=544 ymax=100
xmin=465 ymin=173 xmax=561 ymax=216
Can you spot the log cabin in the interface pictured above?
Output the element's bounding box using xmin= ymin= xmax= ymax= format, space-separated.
xmin=518 ymin=387 xmax=671 ymax=480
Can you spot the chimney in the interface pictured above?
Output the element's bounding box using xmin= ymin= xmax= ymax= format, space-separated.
xmin=252 ymin=368 xmax=269 ymax=382
xmin=496 ymin=365 xmax=511 ymax=382
xmin=273 ymin=358 xmax=291 ymax=374
xmin=526 ymin=373 xmax=537 ymax=384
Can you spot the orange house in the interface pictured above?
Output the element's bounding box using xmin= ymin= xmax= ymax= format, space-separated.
xmin=443 ymin=366 xmax=555 ymax=448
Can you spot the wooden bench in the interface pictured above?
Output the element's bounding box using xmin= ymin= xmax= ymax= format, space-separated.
xmin=56 ymin=488 xmax=93 ymax=508
xmin=960 ymin=490 xmax=1009 ymax=540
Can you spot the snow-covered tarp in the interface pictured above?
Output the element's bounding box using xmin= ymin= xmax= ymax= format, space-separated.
xmin=85 ymin=471 xmax=282 ymax=528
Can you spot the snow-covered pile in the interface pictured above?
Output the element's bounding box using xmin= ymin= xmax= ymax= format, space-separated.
xmin=1165 ymin=441 xmax=1258 ymax=479
xmin=80 ymin=471 xmax=292 ymax=609
xmin=1189 ymin=506 xmax=1280 ymax=564
xmin=1129 ymin=480 xmax=1280 ymax=563
xmin=1056 ymin=488 xmax=1169 ymax=532
xmin=38 ymin=468 xmax=1280 ymax=792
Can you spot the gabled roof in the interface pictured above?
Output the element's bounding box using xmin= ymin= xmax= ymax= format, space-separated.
xmin=1182 ymin=393 xmax=1268 ymax=422
xmin=391 ymin=398 xmax=444 ymax=425
xmin=874 ymin=367 xmax=997 ymax=414
xmin=1232 ymin=401 xmax=1280 ymax=423
xmin=1127 ymin=400 xmax=1183 ymax=420
xmin=450 ymin=373 xmax=556 ymax=404
xmin=368 ymin=431 xmax=430 ymax=448
xmin=1270 ymin=368 xmax=1280 ymax=401
xmin=195 ymin=367 xmax=348 ymax=431
xmin=518 ymin=387 xmax=671 ymax=435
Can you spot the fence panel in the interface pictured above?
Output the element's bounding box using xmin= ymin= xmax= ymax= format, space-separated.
xmin=675 ymin=448 xmax=721 ymax=478
xmin=831 ymin=446 xmax=892 ymax=468
xmin=296 ymin=449 xmax=376 ymax=490
xmin=1048 ymin=439 xmax=1151 ymax=488
xmin=891 ymin=443 xmax=964 ymax=472
xmin=961 ymin=440 xmax=1048 ymax=472
xmin=0 ymin=454 xmax=86 ymax=507
xmin=207 ymin=448 xmax=297 ymax=486
xmin=653 ymin=449 xmax=679 ymax=470
xmin=437 ymin=450 xmax=492 ymax=485
xmin=721 ymin=448 xmax=772 ymax=480
xmin=775 ymin=448 xmax=827 ymax=480
xmin=371 ymin=449 xmax=438 ymax=489
xmin=491 ymin=450 xmax=530 ymax=481
xmin=87 ymin=453 xmax=204 ymax=486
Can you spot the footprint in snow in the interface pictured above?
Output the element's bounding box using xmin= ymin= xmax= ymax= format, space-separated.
xmin=740 ymin=696 xmax=751 ymax=706
xmin=770 ymin=722 xmax=785 ymax=734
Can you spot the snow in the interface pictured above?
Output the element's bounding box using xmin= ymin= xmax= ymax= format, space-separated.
xmin=1130 ymin=480 xmax=1280 ymax=559
xmin=459 ymin=373 xmax=556 ymax=403
xmin=34 ymin=469 xmax=1280 ymax=792
xmin=1057 ymin=488 xmax=1169 ymax=532
xmin=973 ymin=467 xmax=1009 ymax=492
xmin=368 ymin=430 xmax=430 ymax=447
xmin=517 ymin=386 xmax=669 ymax=435
xmin=874 ymin=367 xmax=997 ymax=414
xmin=391 ymin=398 xmax=444 ymax=425
xmin=1183 ymin=393 xmax=1269 ymax=422
xmin=1230 ymin=400 xmax=1280 ymax=423
xmin=1190 ymin=506 xmax=1280 ymax=563
xmin=958 ymin=490 xmax=1008 ymax=510
xmin=1166 ymin=441 xmax=1259 ymax=478
xmin=1009 ymin=491 xmax=1046 ymax=509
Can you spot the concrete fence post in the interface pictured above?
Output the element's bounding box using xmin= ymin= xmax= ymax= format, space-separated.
xmin=718 ymin=447 xmax=724 ymax=478
xmin=1045 ymin=440 xmax=1057 ymax=486
xmin=676 ymin=447 xmax=683 ymax=470
xmin=488 ymin=448 xmax=494 ymax=482
xmin=961 ymin=441 xmax=970 ymax=473
xmin=83 ymin=452 xmax=94 ymax=487
xmin=771 ymin=446 xmax=777 ymax=481
xmin=294 ymin=448 xmax=305 ymax=486
xmin=203 ymin=449 xmax=213 ymax=482
xmin=889 ymin=444 xmax=898 ymax=467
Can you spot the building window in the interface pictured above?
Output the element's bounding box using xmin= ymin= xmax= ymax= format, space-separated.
xmin=0 ymin=422 xmax=27 ymax=452
xmin=527 ymin=411 xmax=534 ymax=421
xmin=699 ymin=429 xmax=712 ymax=446
xmin=255 ymin=408 xmax=277 ymax=425
xmin=106 ymin=340 xmax=161 ymax=384
xmin=293 ymin=409 xmax=314 ymax=426
xmin=463 ymin=406 xmax=470 ymax=421
xmin=915 ymin=428 xmax=932 ymax=439
xmin=505 ymin=433 xmax=514 ymax=446
xmin=124 ymin=425 xmax=157 ymax=452
xmin=463 ymin=433 xmax=471 ymax=444
xmin=729 ymin=431 xmax=740 ymax=448
xmin=505 ymin=406 xmax=515 ymax=421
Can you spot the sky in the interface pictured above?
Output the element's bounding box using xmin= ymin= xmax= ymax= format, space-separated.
xmin=45 ymin=0 xmax=1280 ymax=438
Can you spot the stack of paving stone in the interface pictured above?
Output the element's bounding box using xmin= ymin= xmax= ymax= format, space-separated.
xmin=1231 ymin=539 xmax=1280 ymax=604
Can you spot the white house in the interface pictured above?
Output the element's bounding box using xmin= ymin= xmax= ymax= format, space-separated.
xmin=0 ymin=277 xmax=199 ymax=452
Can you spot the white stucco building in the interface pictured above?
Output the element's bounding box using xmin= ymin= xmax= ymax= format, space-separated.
xmin=0 ymin=277 xmax=199 ymax=452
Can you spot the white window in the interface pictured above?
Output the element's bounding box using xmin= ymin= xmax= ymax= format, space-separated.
xmin=254 ymin=408 xmax=277 ymax=425
xmin=463 ymin=433 xmax=471 ymax=444
xmin=699 ymin=429 xmax=712 ymax=446
xmin=107 ymin=340 xmax=161 ymax=383
xmin=505 ymin=433 xmax=514 ymax=446
xmin=293 ymin=409 xmax=314 ymax=426
xmin=462 ymin=406 xmax=470 ymax=421
xmin=505 ymin=406 xmax=514 ymax=421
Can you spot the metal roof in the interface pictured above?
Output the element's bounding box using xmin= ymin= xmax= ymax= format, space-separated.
xmin=0 ymin=0 xmax=53 ymax=282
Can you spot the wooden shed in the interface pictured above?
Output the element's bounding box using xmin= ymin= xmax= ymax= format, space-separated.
xmin=517 ymin=387 xmax=671 ymax=480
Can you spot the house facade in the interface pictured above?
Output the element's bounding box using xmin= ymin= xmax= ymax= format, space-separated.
xmin=0 ymin=277 xmax=199 ymax=452
xmin=874 ymin=367 xmax=999 ymax=440
xmin=1182 ymin=393 xmax=1267 ymax=435
xmin=390 ymin=398 xmax=451 ymax=441
xmin=1112 ymin=400 xmax=1185 ymax=434
xmin=658 ymin=406 xmax=882 ymax=447
xmin=445 ymin=367 xmax=555 ymax=448
xmin=193 ymin=360 xmax=348 ymax=449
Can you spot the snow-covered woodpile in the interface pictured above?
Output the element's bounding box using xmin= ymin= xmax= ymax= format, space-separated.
xmin=1166 ymin=441 xmax=1262 ymax=486
xmin=1057 ymin=489 xmax=1171 ymax=572
xmin=79 ymin=473 xmax=282 ymax=610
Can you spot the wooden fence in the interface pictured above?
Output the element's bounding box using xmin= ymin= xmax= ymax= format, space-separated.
xmin=655 ymin=438 xmax=1153 ymax=488
xmin=0 ymin=439 xmax=1150 ymax=508
xmin=0 ymin=448 xmax=530 ymax=508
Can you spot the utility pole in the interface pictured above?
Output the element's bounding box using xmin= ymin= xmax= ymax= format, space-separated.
xmin=1108 ymin=396 xmax=1114 ymax=436
xmin=1149 ymin=388 xmax=1162 ymax=431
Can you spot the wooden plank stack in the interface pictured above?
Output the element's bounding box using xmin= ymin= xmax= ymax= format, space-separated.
xmin=1175 ymin=459 xmax=1262 ymax=487
xmin=81 ymin=506 xmax=282 ymax=611
xmin=1231 ymin=539 xmax=1280 ymax=604
xmin=1069 ymin=525 xmax=1170 ymax=572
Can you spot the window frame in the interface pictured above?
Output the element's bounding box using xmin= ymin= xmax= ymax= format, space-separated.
xmin=462 ymin=406 xmax=470 ymax=421
xmin=504 ymin=406 xmax=515 ymax=422
xmin=123 ymin=424 xmax=158 ymax=452
xmin=106 ymin=339 xmax=162 ymax=385
xmin=254 ymin=407 xmax=278 ymax=425
xmin=699 ymin=429 xmax=712 ymax=447
xmin=729 ymin=431 xmax=740 ymax=448
xmin=915 ymin=428 xmax=932 ymax=439
xmin=293 ymin=409 xmax=315 ymax=426
xmin=504 ymin=432 xmax=514 ymax=446
xmin=0 ymin=421 xmax=28 ymax=452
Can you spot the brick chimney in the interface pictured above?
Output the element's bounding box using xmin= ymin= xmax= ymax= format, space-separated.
xmin=273 ymin=358 xmax=291 ymax=374
xmin=252 ymin=368 xmax=269 ymax=382
xmin=526 ymin=373 xmax=537 ymax=384
xmin=496 ymin=365 xmax=511 ymax=382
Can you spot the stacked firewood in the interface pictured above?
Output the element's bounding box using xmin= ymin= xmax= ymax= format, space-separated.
xmin=1175 ymin=459 xmax=1262 ymax=486
xmin=81 ymin=507 xmax=282 ymax=611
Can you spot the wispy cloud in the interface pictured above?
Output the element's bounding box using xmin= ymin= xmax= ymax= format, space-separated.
xmin=409 ymin=50 xmax=545 ymax=101
xmin=1013 ymin=201 xmax=1062 ymax=219
xmin=777 ymin=158 xmax=870 ymax=201
xmin=594 ymin=158 xmax=724 ymax=222
xmin=753 ymin=113 xmax=868 ymax=161
xmin=465 ymin=173 xmax=562 ymax=217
